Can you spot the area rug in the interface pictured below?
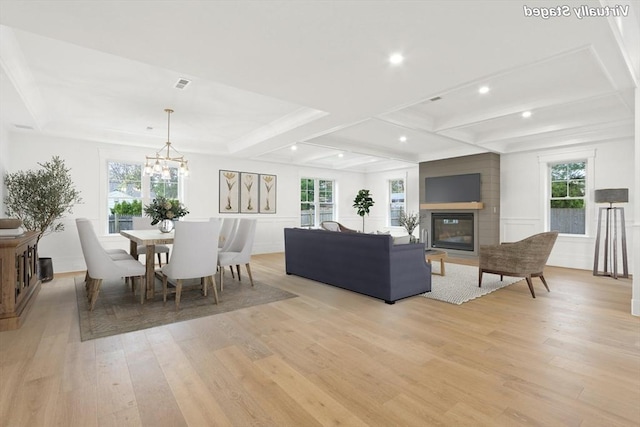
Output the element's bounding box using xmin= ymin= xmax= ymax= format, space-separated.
xmin=75 ymin=276 xmax=297 ymax=341
xmin=421 ymin=263 xmax=523 ymax=305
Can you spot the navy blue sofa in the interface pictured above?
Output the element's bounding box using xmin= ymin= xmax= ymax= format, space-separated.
xmin=284 ymin=228 xmax=431 ymax=304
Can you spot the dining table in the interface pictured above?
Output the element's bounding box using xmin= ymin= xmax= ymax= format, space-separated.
xmin=120 ymin=229 xmax=174 ymax=299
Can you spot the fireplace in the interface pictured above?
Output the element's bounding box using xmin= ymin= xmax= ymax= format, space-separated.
xmin=431 ymin=212 xmax=474 ymax=252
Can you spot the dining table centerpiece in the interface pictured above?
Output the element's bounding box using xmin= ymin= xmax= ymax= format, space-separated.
xmin=143 ymin=196 xmax=189 ymax=233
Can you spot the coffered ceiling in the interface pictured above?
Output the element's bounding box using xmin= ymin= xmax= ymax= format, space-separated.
xmin=0 ymin=1 xmax=637 ymax=173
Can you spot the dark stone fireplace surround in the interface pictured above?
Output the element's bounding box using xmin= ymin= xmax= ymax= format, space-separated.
xmin=419 ymin=153 xmax=500 ymax=258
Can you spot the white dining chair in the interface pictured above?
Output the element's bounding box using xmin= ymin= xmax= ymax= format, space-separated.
xmin=218 ymin=217 xmax=238 ymax=251
xmin=161 ymin=220 xmax=220 ymax=309
xmin=76 ymin=218 xmax=146 ymax=310
xmin=217 ymin=218 xmax=257 ymax=291
xmin=132 ymin=216 xmax=171 ymax=266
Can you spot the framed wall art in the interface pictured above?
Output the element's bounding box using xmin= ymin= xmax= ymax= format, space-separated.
xmin=219 ymin=170 xmax=239 ymax=213
xmin=240 ymin=172 xmax=259 ymax=213
xmin=259 ymin=174 xmax=277 ymax=213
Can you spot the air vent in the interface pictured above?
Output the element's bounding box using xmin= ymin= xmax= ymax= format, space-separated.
xmin=14 ymin=124 xmax=34 ymax=130
xmin=430 ymin=96 xmax=442 ymax=102
xmin=175 ymin=78 xmax=191 ymax=90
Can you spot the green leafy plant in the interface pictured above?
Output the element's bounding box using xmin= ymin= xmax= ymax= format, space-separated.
xmin=353 ymin=189 xmax=375 ymax=232
xmin=110 ymin=200 xmax=142 ymax=216
xmin=4 ymin=156 xmax=82 ymax=244
xmin=143 ymin=196 xmax=189 ymax=225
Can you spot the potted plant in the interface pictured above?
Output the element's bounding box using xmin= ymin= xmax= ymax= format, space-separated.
xmin=353 ymin=189 xmax=375 ymax=232
xmin=398 ymin=209 xmax=420 ymax=243
xmin=143 ymin=196 xmax=189 ymax=232
xmin=3 ymin=156 xmax=82 ymax=281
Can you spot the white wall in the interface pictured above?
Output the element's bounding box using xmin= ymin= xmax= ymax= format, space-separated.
xmin=6 ymin=132 xmax=367 ymax=273
xmin=501 ymin=138 xmax=635 ymax=272
xmin=0 ymin=124 xmax=9 ymax=215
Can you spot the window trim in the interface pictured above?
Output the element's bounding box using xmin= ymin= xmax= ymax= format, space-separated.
xmin=539 ymin=149 xmax=595 ymax=237
xmin=388 ymin=178 xmax=406 ymax=227
xmin=300 ymin=177 xmax=336 ymax=227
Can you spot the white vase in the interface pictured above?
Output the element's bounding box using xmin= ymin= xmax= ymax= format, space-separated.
xmin=158 ymin=219 xmax=174 ymax=233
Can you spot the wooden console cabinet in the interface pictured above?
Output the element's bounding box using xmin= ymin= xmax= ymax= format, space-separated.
xmin=0 ymin=231 xmax=41 ymax=330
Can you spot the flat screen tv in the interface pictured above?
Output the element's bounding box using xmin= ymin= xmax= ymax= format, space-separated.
xmin=425 ymin=173 xmax=481 ymax=203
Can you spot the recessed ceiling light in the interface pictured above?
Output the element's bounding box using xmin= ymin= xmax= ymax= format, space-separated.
xmin=522 ymin=111 xmax=532 ymax=118
xmin=399 ymin=136 xmax=407 ymax=142
xmin=290 ymin=145 xmax=297 ymax=151
xmin=478 ymin=86 xmax=490 ymax=94
xmin=338 ymin=153 xmax=344 ymax=158
xmin=389 ymin=53 xmax=404 ymax=65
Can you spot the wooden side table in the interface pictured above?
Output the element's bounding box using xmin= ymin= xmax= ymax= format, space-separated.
xmin=425 ymin=249 xmax=447 ymax=276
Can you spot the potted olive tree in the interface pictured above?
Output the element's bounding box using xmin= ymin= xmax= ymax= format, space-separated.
xmin=353 ymin=189 xmax=375 ymax=232
xmin=4 ymin=156 xmax=82 ymax=281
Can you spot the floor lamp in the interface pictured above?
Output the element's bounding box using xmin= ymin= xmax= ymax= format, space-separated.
xmin=593 ymin=188 xmax=629 ymax=279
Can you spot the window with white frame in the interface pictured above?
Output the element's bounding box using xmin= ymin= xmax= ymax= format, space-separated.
xmin=300 ymin=178 xmax=335 ymax=227
xmin=107 ymin=160 xmax=179 ymax=233
xmin=549 ymin=161 xmax=586 ymax=235
xmin=389 ymin=178 xmax=405 ymax=226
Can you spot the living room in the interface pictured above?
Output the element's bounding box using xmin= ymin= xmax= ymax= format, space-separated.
xmin=0 ymin=1 xmax=639 ymax=425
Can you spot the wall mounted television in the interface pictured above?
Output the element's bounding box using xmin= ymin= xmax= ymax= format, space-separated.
xmin=425 ymin=173 xmax=481 ymax=203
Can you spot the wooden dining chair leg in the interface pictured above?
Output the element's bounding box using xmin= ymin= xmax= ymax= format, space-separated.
xmin=162 ymin=274 xmax=168 ymax=303
xmin=157 ymin=253 xmax=162 ymax=267
xmin=245 ymin=263 xmax=254 ymax=286
xmin=208 ymin=275 xmax=219 ymax=304
xmin=236 ymin=265 xmax=241 ymax=281
xmin=138 ymin=276 xmax=145 ymax=304
xmin=90 ymin=279 xmax=103 ymax=311
xmin=175 ymin=279 xmax=183 ymax=309
xmin=229 ymin=266 xmax=235 ymax=279
xmin=219 ymin=268 xmax=224 ymax=292
xmin=201 ymin=277 xmax=207 ymax=297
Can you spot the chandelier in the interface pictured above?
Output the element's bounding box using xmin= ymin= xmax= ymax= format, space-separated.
xmin=143 ymin=108 xmax=189 ymax=179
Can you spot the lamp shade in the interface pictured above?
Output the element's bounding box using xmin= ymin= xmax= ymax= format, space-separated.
xmin=594 ymin=188 xmax=628 ymax=204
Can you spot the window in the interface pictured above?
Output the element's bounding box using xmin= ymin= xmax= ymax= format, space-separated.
xmin=300 ymin=178 xmax=334 ymax=227
xmin=389 ymin=179 xmax=405 ymax=226
xmin=107 ymin=161 xmax=180 ymax=233
xmin=550 ymin=161 xmax=586 ymax=235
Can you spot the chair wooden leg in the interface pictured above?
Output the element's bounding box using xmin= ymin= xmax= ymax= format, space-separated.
xmin=175 ymin=279 xmax=183 ymax=309
xmin=478 ymin=270 xmax=483 ymax=287
xmin=525 ymin=276 xmax=536 ymax=298
xmin=208 ymin=275 xmax=219 ymax=304
xmin=157 ymin=253 xmax=162 ymax=267
xmin=539 ymin=275 xmax=550 ymax=292
xmin=245 ymin=263 xmax=254 ymax=286
xmin=219 ymin=267 xmax=224 ymax=292
xmin=229 ymin=266 xmax=235 ymax=279
xmin=90 ymin=279 xmax=103 ymax=311
xmin=201 ymin=277 xmax=207 ymax=296
xmin=236 ymin=265 xmax=241 ymax=281
xmin=162 ymin=274 xmax=168 ymax=303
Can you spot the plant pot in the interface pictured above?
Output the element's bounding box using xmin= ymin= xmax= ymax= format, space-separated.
xmin=38 ymin=257 xmax=54 ymax=282
xmin=158 ymin=219 xmax=174 ymax=233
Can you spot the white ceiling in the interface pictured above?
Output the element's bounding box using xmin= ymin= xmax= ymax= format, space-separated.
xmin=0 ymin=1 xmax=638 ymax=173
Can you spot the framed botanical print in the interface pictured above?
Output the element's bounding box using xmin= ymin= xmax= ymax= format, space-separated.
xmin=259 ymin=174 xmax=276 ymax=213
xmin=219 ymin=170 xmax=239 ymax=213
xmin=240 ymin=172 xmax=259 ymax=213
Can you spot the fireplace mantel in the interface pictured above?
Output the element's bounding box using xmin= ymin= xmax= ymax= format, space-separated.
xmin=420 ymin=202 xmax=484 ymax=210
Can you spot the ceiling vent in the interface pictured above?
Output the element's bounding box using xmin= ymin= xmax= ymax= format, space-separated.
xmin=14 ymin=124 xmax=34 ymax=130
xmin=429 ymin=96 xmax=442 ymax=102
xmin=174 ymin=78 xmax=191 ymax=90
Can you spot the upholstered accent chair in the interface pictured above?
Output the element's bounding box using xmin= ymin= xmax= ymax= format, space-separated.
xmin=479 ymin=231 xmax=559 ymax=298
xmin=320 ymin=221 xmax=356 ymax=232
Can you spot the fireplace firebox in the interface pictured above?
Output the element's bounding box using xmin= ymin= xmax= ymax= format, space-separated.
xmin=431 ymin=213 xmax=474 ymax=251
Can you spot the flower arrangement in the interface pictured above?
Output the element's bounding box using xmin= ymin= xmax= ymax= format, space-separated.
xmin=143 ymin=196 xmax=189 ymax=225
xmin=398 ymin=209 xmax=420 ymax=240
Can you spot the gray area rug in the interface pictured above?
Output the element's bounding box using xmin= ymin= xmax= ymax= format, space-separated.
xmin=421 ymin=263 xmax=522 ymax=305
xmin=75 ymin=275 xmax=297 ymax=341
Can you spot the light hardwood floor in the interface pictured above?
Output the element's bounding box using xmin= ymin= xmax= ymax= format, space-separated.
xmin=0 ymin=253 xmax=638 ymax=426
